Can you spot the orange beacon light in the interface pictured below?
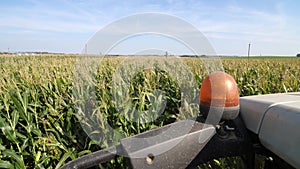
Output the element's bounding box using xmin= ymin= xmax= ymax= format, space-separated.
xmin=200 ymin=71 xmax=240 ymax=120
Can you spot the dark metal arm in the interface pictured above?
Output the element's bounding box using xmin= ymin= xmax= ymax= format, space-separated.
xmin=61 ymin=146 xmax=117 ymax=169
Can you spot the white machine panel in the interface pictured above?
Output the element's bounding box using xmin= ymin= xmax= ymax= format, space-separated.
xmin=240 ymin=93 xmax=300 ymax=134
xmin=240 ymin=93 xmax=300 ymax=169
xmin=259 ymin=101 xmax=300 ymax=169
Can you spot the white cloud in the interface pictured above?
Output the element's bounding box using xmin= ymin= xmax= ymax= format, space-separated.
xmin=0 ymin=0 xmax=299 ymax=54
xmin=0 ymin=1 xmax=106 ymax=33
xmin=191 ymin=3 xmax=291 ymax=44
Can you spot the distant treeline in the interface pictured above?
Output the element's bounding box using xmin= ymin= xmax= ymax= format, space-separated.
xmin=0 ymin=51 xmax=65 ymax=55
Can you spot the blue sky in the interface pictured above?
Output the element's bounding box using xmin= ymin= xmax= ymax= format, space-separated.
xmin=1 ymin=0 xmax=299 ymax=55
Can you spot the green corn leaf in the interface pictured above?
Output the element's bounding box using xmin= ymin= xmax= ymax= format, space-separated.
xmin=0 ymin=144 xmax=6 ymax=151
xmin=35 ymin=151 xmax=41 ymax=163
xmin=0 ymin=160 xmax=14 ymax=169
xmin=0 ymin=116 xmax=16 ymax=142
xmin=78 ymin=150 xmax=91 ymax=157
xmin=3 ymin=149 xmax=24 ymax=168
xmin=55 ymin=151 xmax=73 ymax=169
xmin=11 ymin=110 xmax=19 ymax=130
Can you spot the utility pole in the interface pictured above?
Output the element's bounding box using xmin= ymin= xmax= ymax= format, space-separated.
xmin=247 ymin=43 xmax=251 ymax=59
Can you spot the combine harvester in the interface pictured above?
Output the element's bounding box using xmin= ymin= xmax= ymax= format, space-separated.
xmin=62 ymin=72 xmax=300 ymax=169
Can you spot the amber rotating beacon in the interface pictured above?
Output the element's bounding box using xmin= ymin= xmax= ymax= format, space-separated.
xmin=200 ymin=71 xmax=240 ymax=120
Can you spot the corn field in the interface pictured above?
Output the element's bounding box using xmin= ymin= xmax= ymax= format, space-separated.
xmin=0 ymin=54 xmax=299 ymax=168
